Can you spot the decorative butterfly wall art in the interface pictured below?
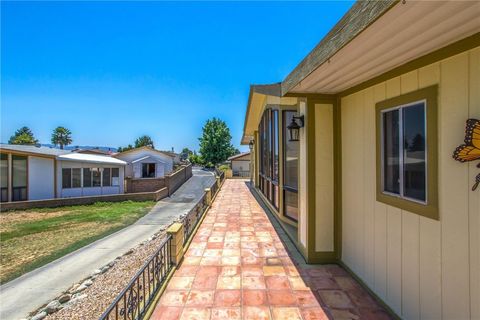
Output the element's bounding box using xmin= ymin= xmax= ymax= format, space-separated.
xmin=453 ymin=118 xmax=480 ymax=191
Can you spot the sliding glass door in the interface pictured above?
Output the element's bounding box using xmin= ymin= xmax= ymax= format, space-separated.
xmin=259 ymin=109 xmax=279 ymax=210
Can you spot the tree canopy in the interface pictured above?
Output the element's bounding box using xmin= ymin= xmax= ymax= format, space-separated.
xmin=180 ymin=147 xmax=193 ymax=161
xmin=51 ymin=126 xmax=72 ymax=149
xmin=134 ymin=135 xmax=154 ymax=149
xmin=9 ymin=127 xmax=38 ymax=145
xmin=198 ymin=117 xmax=235 ymax=166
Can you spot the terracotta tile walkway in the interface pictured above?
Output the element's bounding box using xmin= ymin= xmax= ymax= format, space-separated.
xmin=151 ymin=180 xmax=393 ymax=320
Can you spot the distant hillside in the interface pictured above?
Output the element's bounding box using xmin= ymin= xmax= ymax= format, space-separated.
xmin=40 ymin=144 xmax=117 ymax=152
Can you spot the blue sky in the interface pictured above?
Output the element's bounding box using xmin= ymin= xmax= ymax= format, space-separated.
xmin=1 ymin=1 xmax=353 ymax=152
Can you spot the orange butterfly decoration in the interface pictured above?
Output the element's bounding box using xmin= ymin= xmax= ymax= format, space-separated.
xmin=453 ymin=118 xmax=480 ymax=191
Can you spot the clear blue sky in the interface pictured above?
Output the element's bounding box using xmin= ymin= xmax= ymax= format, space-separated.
xmin=1 ymin=1 xmax=353 ymax=152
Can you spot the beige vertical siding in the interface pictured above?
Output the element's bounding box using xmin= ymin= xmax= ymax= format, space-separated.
xmin=314 ymin=103 xmax=335 ymax=252
xmin=340 ymin=47 xmax=480 ymax=319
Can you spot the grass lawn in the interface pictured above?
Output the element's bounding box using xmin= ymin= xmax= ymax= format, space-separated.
xmin=0 ymin=201 xmax=154 ymax=284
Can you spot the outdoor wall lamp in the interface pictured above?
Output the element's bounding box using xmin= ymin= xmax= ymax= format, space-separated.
xmin=248 ymin=139 xmax=255 ymax=150
xmin=287 ymin=115 xmax=304 ymax=142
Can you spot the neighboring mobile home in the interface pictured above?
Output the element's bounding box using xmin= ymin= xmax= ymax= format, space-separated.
xmin=242 ymin=1 xmax=479 ymax=319
xmin=114 ymin=146 xmax=175 ymax=192
xmin=0 ymin=144 xmax=126 ymax=201
xmin=228 ymin=152 xmax=251 ymax=177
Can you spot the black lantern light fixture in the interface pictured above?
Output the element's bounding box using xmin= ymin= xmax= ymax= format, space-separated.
xmin=248 ymin=139 xmax=255 ymax=150
xmin=287 ymin=115 xmax=304 ymax=141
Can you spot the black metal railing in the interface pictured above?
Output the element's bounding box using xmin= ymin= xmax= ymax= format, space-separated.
xmin=100 ymin=173 xmax=223 ymax=320
xmin=99 ymin=235 xmax=173 ymax=320
xmin=182 ymin=193 xmax=207 ymax=245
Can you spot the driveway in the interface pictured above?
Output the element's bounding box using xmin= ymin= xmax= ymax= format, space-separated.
xmin=0 ymin=168 xmax=216 ymax=320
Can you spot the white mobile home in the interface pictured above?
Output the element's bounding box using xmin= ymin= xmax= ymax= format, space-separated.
xmin=114 ymin=146 xmax=174 ymax=179
xmin=56 ymin=153 xmax=125 ymax=198
xmin=0 ymin=144 xmax=126 ymax=202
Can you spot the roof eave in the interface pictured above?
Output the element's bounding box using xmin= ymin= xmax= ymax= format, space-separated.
xmin=241 ymin=83 xmax=281 ymax=145
xmin=281 ymin=0 xmax=398 ymax=95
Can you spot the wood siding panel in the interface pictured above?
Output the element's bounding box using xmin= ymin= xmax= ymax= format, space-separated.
xmin=352 ymin=92 xmax=365 ymax=279
xmin=340 ymin=49 xmax=478 ymax=319
xmin=385 ymin=76 xmax=402 ymax=315
xmin=418 ymin=62 xmax=442 ymax=320
xmin=341 ymin=94 xmax=356 ymax=268
xmin=373 ymin=83 xmax=388 ymax=301
xmin=468 ymin=47 xmax=480 ymax=320
xmin=315 ymin=103 xmax=335 ymax=252
xmin=400 ymin=70 xmax=421 ymax=320
xmin=439 ymin=53 xmax=470 ymax=319
xmin=363 ymin=87 xmax=376 ymax=289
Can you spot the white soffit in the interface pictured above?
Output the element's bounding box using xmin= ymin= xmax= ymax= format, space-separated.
xmin=290 ymin=1 xmax=480 ymax=94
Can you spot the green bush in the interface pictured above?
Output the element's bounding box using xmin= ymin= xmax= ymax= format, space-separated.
xmin=218 ymin=164 xmax=230 ymax=172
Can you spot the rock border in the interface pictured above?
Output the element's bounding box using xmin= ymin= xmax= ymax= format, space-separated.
xmin=25 ymin=229 xmax=166 ymax=320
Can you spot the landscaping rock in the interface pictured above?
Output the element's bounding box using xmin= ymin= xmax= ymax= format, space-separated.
xmin=124 ymin=249 xmax=134 ymax=255
xmin=93 ymin=269 xmax=102 ymax=275
xmin=68 ymin=283 xmax=80 ymax=294
xmin=31 ymin=311 xmax=47 ymax=320
xmin=58 ymin=294 xmax=71 ymax=304
xmin=100 ymin=265 xmax=110 ymax=273
xmin=45 ymin=300 xmax=62 ymax=314
xmin=43 ymin=232 xmax=167 ymax=320
xmin=74 ymin=284 xmax=88 ymax=293
xmin=82 ymin=279 xmax=93 ymax=287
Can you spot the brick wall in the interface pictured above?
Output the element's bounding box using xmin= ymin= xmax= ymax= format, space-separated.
xmin=126 ymin=177 xmax=166 ymax=193
xmin=125 ymin=164 xmax=192 ymax=194
xmin=166 ymin=164 xmax=193 ymax=195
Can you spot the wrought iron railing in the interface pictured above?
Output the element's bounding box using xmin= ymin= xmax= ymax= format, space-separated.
xmin=100 ymin=172 xmax=223 ymax=320
xmin=182 ymin=193 xmax=207 ymax=245
xmin=99 ymin=235 xmax=173 ymax=320
xmin=233 ymin=171 xmax=250 ymax=177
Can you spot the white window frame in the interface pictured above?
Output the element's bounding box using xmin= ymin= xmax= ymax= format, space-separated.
xmin=380 ymin=99 xmax=428 ymax=205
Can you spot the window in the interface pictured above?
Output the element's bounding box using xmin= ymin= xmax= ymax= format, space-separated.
xmin=12 ymin=155 xmax=27 ymax=201
xmin=83 ymin=168 xmax=92 ymax=187
xmin=62 ymin=168 xmax=82 ymax=189
xmin=1 ymin=154 xmax=7 ymax=202
xmin=376 ymin=85 xmax=438 ymax=220
xmin=92 ymin=169 xmax=101 ymax=187
xmin=382 ymin=103 xmax=426 ymax=202
xmin=103 ymin=168 xmax=111 ymax=187
xmin=142 ymin=163 xmax=156 ymax=178
xmin=283 ymin=111 xmax=299 ymax=221
xmin=258 ymin=109 xmax=280 ymax=210
xmin=62 ymin=169 xmax=72 ymax=188
xmin=72 ymin=168 xmax=81 ymax=188
xmin=112 ymin=168 xmax=120 ymax=186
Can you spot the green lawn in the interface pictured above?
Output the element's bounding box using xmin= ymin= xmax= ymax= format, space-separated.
xmin=0 ymin=201 xmax=154 ymax=284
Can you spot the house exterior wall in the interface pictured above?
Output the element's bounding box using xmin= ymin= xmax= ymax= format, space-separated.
xmin=28 ymin=156 xmax=55 ymax=200
xmin=339 ymin=47 xmax=479 ymax=319
xmin=56 ymin=160 xmax=124 ymax=198
xmin=314 ymin=103 xmax=335 ymax=252
xmin=115 ymin=149 xmax=173 ymax=178
xmin=231 ymin=160 xmax=250 ymax=174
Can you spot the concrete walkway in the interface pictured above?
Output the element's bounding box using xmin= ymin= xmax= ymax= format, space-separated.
xmin=151 ymin=179 xmax=392 ymax=320
xmin=0 ymin=168 xmax=216 ymax=320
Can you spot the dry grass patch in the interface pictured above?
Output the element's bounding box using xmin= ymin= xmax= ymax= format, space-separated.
xmin=0 ymin=201 xmax=154 ymax=283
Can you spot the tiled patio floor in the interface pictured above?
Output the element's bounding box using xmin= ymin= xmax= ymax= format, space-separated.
xmin=151 ymin=179 xmax=393 ymax=320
